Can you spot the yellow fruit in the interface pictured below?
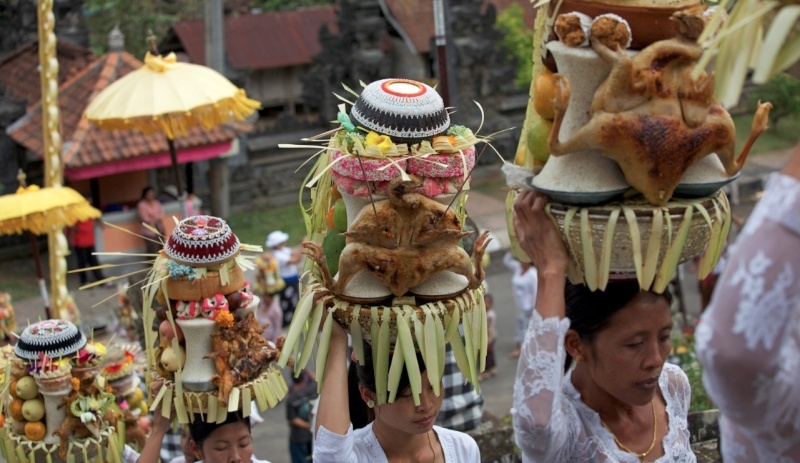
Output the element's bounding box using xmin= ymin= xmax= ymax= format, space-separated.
xmin=526 ymin=118 xmax=554 ymax=164
xmin=139 ymin=402 xmax=149 ymax=416
xmin=127 ymin=388 xmax=144 ymax=408
xmin=515 ymin=147 xmax=526 ymax=167
xmin=15 ymin=376 xmax=39 ymax=400
xmin=24 ymin=421 xmax=46 ymax=441
xmin=533 ymin=71 xmax=556 ymax=119
xmin=22 ymin=399 xmax=45 ymax=422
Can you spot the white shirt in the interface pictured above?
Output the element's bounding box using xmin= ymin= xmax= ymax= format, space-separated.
xmin=503 ymin=252 xmax=538 ymax=313
xmin=122 ymin=445 xmax=270 ymax=463
xmin=273 ymin=247 xmax=298 ymax=279
xmin=511 ymin=311 xmax=696 ymax=463
xmin=313 ymin=423 xmax=480 ymax=462
xmin=696 ymin=173 xmax=800 ymax=462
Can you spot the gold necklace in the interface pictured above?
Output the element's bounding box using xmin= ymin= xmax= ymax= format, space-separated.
xmin=600 ymin=399 xmax=658 ymax=463
xmin=427 ymin=430 xmax=437 ymax=463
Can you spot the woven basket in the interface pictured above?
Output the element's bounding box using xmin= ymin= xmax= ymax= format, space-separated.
xmin=324 ymin=286 xmax=485 ymax=345
xmin=150 ymin=368 xmax=287 ymax=423
xmin=547 ymin=192 xmax=729 ymax=290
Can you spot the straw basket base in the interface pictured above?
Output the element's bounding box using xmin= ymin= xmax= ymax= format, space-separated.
xmin=0 ymin=423 xmax=119 ymax=463
xmin=149 ymin=367 xmax=287 ymax=424
xmin=547 ymin=191 xmax=731 ymax=292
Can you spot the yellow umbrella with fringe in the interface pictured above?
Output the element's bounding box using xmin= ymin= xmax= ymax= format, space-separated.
xmin=84 ymin=51 xmax=261 ymax=197
xmin=0 ymin=171 xmax=101 ymax=317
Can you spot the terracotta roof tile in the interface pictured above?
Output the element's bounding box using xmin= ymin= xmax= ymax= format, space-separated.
xmin=0 ymin=40 xmax=94 ymax=108
xmin=6 ymin=50 xmax=236 ymax=177
xmin=382 ymin=0 xmax=536 ymax=53
xmin=173 ymin=6 xmax=337 ymax=69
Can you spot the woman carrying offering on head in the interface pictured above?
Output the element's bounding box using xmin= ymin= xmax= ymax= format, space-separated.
xmin=511 ymin=190 xmax=696 ymax=463
xmin=313 ymin=321 xmax=480 ymax=462
xmin=124 ymin=409 xmax=269 ymax=463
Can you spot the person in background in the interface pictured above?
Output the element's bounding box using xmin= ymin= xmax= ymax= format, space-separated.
xmin=266 ymin=230 xmax=302 ymax=325
xmin=504 ymin=251 xmax=538 ymax=358
xmin=67 ymin=218 xmax=111 ymax=287
xmin=137 ymin=186 xmax=165 ymax=254
xmin=479 ymin=293 xmax=497 ymax=381
xmin=287 ymin=369 xmax=318 ymax=463
xmin=436 ymin=344 xmax=485 ymax=432
xmin=257 ymin=290 xmax=283 ymax=344
xmin=695 ymin=145 xmax=800 ymax=462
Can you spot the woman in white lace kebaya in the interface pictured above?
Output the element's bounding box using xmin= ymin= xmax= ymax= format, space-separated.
xmin=313 ymin=321 xmax=480 ymax=462
xmin=511 ymin=190 xmax=696 ymax=463
xmin=695 ymin=147 xmax=800 ymax=462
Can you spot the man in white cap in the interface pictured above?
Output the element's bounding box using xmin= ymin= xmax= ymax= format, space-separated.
xmin=267 ymin=230 xmax=302 ymax=325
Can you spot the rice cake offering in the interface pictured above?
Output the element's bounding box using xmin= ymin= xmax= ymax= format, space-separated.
xmin=280 ymin=78 xmax=494 ymax=405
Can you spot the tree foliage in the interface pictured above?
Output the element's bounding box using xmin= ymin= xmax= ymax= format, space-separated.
xmin=496 ymin=3 xmax=534 ymax=90
xmin=750 ymin=72 xmax=800 ymax=130
xmin=83 ymin=0 xmax=202 ymax=58
xmin=250 ymin=0 xmax=335 ymax=10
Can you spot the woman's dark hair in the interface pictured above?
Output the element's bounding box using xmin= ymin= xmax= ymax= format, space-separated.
xmin=348 ymin=339 xmax=427 ymax=429
xmin=141 ymin=186 xmax=155 ymax=200
xmin=189 ymin=411 xmax=250 ymax=449
xmin=563 ymin=281 xmax=672 ymax=372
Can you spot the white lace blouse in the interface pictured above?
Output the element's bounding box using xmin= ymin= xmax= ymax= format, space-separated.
xmin=696 ymin=173 xmax=800 ymax=462
xmin=511 ymin=310 xmax=696 ymax=462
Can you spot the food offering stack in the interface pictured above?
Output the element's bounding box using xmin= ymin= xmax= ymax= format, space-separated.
xmin=279 ymin=78 xmax=493 ymax=405
xmin=0 ymin=320 xmax=122 ymax=463
xmin=509 ymin=0 xmax=772 ymax=292
xmin=101 ymin=344 xmax=149 ymax=451
xmin=0 ymin=293 xmax=16 ymax=345
xmin=143 ymin=215 xmax=287 ymax=424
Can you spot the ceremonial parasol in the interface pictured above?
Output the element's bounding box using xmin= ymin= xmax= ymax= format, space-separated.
xmin=0 ymin=170 xmax=101 ymax=317
xmin=84 ymin=50 xmax=261 ymax=198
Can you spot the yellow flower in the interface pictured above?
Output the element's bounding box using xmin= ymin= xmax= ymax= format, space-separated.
xmin=364 ymin=131 xmax=394 ymax=153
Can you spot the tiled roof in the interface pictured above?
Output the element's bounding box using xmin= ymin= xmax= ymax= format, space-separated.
xmin=6 ymin=51 xmax=236 ymax=175
xmin=381 ymin=0 xmax=536 ymax=54
xmin=173 ymin=6 xmax=337 ymax=70
xmin=0 ymin=40 xmax=94 ymax=108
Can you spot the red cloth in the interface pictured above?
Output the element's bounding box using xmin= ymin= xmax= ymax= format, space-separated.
xmin=71 ymin=219 xmax=96 ymax=248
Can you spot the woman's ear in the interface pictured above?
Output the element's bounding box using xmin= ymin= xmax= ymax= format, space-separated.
xmin=358 ymin=384 xmax=375 ymax=405
xmin=188 ymin=439 xmax=202 ymax=461
xmin=565 ymin=329 xmax=584 ymax=360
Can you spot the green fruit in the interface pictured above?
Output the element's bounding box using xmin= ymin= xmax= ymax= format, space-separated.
xmin=322 ymin=230 xmax=347 ymax=276
xmin=15 ymin=376 xmax=39 ymax=400
xmin=333 ymin=199 xmax=348 ymax=232
xmin=22 ymin=399 xmax=45 ymax=421
xmin=526 ymin=117 xmax=553 ymax=164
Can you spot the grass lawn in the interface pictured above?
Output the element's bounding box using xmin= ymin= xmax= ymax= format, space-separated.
xmin=226 ymin=201 xmax=308 ymax=248
xmin=734 ymin=112 xmax=799 ymax=154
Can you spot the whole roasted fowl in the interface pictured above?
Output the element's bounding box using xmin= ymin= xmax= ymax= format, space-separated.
xmin=303 ymin=177 xmax=491 ymax=297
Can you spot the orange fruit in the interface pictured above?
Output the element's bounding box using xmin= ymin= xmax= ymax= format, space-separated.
xmin=326 ymin=207 xmax=336 ymax=230
xmin=8 ymin=381 xmax=17 ymax=399
xmin=24 ymin=421 xmax=46 ymax=441
xmin=9 ymin=398 xmax=24 ymax=421
xmin=0 ymin=414 xmax=5 ymax=427
xmin=533 ymin=71 xmax=556 ymax=120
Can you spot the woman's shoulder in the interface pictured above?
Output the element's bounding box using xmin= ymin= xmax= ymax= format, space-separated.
xmin=433 ymin=426 xmax=480 ymax=456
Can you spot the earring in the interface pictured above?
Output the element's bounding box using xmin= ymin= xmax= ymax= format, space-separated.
xmin=575 ymin=354 xmax=584 ymax=363
xmin=367 ymin=399 xmax=375 ymax=409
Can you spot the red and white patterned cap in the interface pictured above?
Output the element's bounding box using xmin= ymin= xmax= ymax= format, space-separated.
xmin=164 ymin=215 xmax=240 ymax=266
